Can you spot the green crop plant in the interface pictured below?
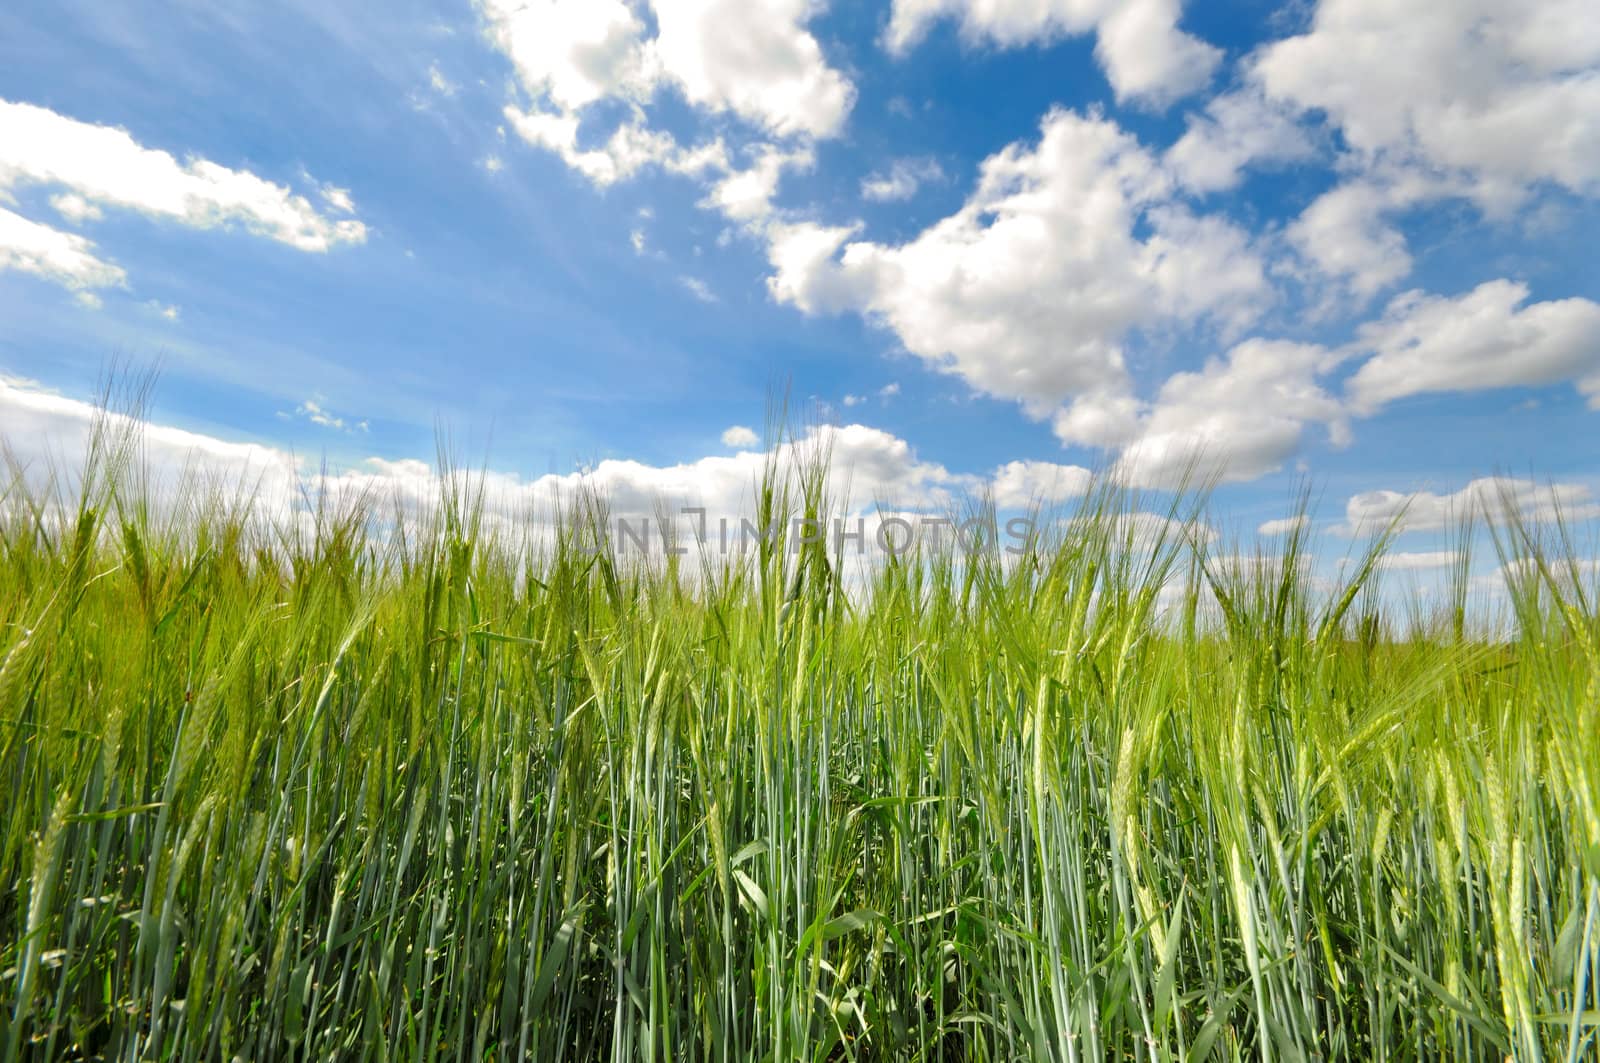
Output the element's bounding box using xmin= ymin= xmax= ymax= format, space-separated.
xmin=1 ymin=410 xmax=1596 ymax=1061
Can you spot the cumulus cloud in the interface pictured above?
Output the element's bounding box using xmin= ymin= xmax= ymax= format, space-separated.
xmin=1285 ymin=180 xmax=1417 ymax=300
xmin=0 ymin=98 xmax=367 ymax=254
xmin=2 ymin=376 xmax=980 ymax=537
xmin=3 ymin=378 xmax=1213 ymax=574
xmin=1166 ymin=86 xmax=1316 ymax=194
xmin=701 ymin=143 xmax=813 ymax=223
xmin=1155 ymin=2 xmax=1600 ymax=300
xmin=1253 ymin=0 xmax=1600 ymax=209
xmin=989 ymin=460 xmax=1094 ymax=509
xmin=1048 ymin=274 xmax=1600 ymax=488
xmin=721 ymin=425 xmax=760 ymax=448
xmin=767 ymin=108 xmax=1270 ymax=417
xmin=1342 ymin=477 xmax=1600 ymax=535
xmin=884 ymin=0 xmax=1221 ymax=106
xmin=763 ymin=220 xmax=864 ymax=313
xmin=650 ymin=0 xmax=856 ymax=139
xmin=1488 ymin=557 xmax=1600 ymax=594
xmin=480 ymin=0 xmax=655 ymax=112
xmin=483 ymin=0 xmax=852 ymax=205
xmin=1 ymin=377 xmax=305 ymax=514
xmin=1345 ymin=280 xmax=1600 ymax=414
xmin=1055 ymin=273 xmax=1600 ymax=487
xmin=1062 ymin=339 xmax=1347 ymax=488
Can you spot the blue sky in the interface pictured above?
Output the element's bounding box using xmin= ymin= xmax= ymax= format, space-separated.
xmin=3 ymin=0 xmax=1599 ymax=567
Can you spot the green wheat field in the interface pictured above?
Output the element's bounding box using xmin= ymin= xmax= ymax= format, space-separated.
xmin=3 ymin=417 xmax=1598 ymax=1061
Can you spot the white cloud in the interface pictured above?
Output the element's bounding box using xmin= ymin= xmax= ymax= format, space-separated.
xmin=1254 ymin=0 xmax=1600 ymax=208
xmin=281 ymin=398 xmax=367 ymax=434
xmin=763 ymin=220 xmax=864 ymax=314
xmin=48 ymin=192 xmax=103 ymax=223
xmin=860 ymin=157 xmax=944 ymax=202
xmin=680 ymin=275 xmax=717 ymax=302
xmin=721 ymin=424 xmax=759 ymax=447
xmin=479 ymin=0 xmax=655 ymax=112
xmin=843 ymin=382 xmax=902 ymax=409
xmin=1 ymin=377 xmax=305 ymax=515
xmin=144 ymin=299 xmax=181 ymax=321
xmin=1 ymin=378 xmax=1227 ymax=581
xmin=1069 ymin=339 xmax=1347 ymax=488
xmin=299 ymin=400 xmax=345 ymax=430
xmin=0 ymin=205 xmax=127 ymax=293
xmin=427 ymin=62 xmax=458 ymax=98
xmin=884 ymin=0 xmax=1221 ymax=106
xmin=1257 ymin=515 xmax=1308 ymax=537
xmin=1051 ymin=389 xmax=1143 ymax=450
xmin=483 ymin=0 xmax=853 ymax=198
xmin=650 ymin=0 xmax=856 ymax=140
xmin=990 ymin=460 xmax=1094 ymax=509
xmin=702 ymin=143 xmax=812 ymax=223
xmin=1488 ymin=557 xmax=1600 ymax=594
xmin=1171 ymin=3 xmax=1600 ymax=301
xmin=1141 ymin=206 xmax=1274 ymax=330
xmin=1342 ymin=477 xmax=1600 ymax=535
xmin=2 ymin=375 xmax=979 ymax=539
xmin=0 ymin=98 xmax=366 ymax=254
xmin=1345 ymin=280 xmax=1600 ymax=414
xmin=318 ymin=183 xmax=356 ymax=214
xmin=1285 ymin=180 xmax=1416 ymax=300
xmin=499 ymin=105 xmax=812 ymax=231
xmin=768 ymin=109 xmax=1269 ymax=417
xmin=488 ymin=0 xmax=858 ymax=142
xmin=1166 ymin=86 xmax=1316 ymax=193
xmin=501 ymin=107 xmax=679 ymax=187
xmin=1378 ymin=550 xmax=1461 ymax=571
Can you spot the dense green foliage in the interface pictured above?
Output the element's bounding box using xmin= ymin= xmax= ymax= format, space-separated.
xmin=2 ymin=429 xmax=1598 ymax=1060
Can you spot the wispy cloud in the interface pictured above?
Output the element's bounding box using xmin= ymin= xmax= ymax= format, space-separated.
xmin=427 ymin=61 xmax=457 ymax=97
xmin=860 ymin=157 xmax=944 ymax=203
xmin=681 ymin=276 xmax=717 ymax=303
xmin=280 ymin=398 xmax=369 ymax=434
xmin=319 ymin=184 xmax=356 ymax=214
xmin=1 ymin=99 xmax=366 ymax=253
xmin=1257 ymin=515 xmax=1308 ymax=537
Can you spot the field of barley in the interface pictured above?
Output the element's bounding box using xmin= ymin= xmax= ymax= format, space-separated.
xmin=2 ymin=425 xmax=1598 ymax=1061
